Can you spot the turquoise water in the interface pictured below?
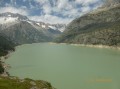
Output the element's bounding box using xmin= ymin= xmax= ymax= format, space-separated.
xmin=6 ymin=43 xmax=120 ymax=89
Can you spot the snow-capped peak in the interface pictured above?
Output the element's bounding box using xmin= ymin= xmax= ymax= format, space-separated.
xmin=0 ymin=17 xmax=18 ymax=24
xmin=8 ymin=14 xmax=11 ymax=17
xmin=0 ymin=12 xmax=29 ymax=24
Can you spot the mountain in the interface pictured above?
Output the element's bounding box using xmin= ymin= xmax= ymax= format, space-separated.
xmin=56 ymin=1 xmax=120 ymax=47
xmin=0 ymin=12 xmax=66 ymax=44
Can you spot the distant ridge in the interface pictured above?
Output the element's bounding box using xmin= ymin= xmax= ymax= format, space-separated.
xmin=0 ymin=12 xmax=66 ymax=44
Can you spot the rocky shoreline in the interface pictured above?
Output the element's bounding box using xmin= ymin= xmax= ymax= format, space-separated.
xmin=0 ymin=52 xmax=12 ymax=77
xmin=70 ymin=44 xmax=120 ymax=50
xmin=0 ymin=63 xmax=10 ymax=77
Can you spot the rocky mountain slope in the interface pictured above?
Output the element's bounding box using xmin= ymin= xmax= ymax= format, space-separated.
xmin=57 ymin=0 xmax=120 ymax=47
xmin=0 ymin=12 xmax=66 ymax=44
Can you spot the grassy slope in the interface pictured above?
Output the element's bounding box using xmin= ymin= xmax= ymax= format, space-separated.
xmin=0 ymin=76 xmax=53 ymax=89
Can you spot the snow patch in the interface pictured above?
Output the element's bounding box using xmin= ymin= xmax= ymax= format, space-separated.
xmin=59 ymin=28 xmax=65 ymax=32
xmin=27 ymin=21 xmax=32 ymax=24
xmin=48 ymin=25 xmax=56 ymax=30
xmin=42 ymin=25 xmax=46 ymax=28
xmin=8 ymin=15 xmax=11 ymax=17
xmin=36 ymin=23 xmax=40 ymax=26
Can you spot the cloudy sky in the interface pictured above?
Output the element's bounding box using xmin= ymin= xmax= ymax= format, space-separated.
xmin=0 ymin=0 xmax=103 ymax=24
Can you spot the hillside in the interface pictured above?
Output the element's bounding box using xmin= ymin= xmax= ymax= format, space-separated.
xmin=0 ymin=33 xmax=15 ymax=56
xmin=56 ymin=3 xmax=120 ymax=47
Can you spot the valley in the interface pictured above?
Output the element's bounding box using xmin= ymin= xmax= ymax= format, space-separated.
xmin=0 ymin=0 xmax=120 ymax=89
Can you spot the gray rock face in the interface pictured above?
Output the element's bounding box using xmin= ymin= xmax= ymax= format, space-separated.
xmin=57 ymin=4 xmax=120 ymax=46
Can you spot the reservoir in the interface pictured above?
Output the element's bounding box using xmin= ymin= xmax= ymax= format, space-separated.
xmin=6 ymin=43 xmax=120 ymax=89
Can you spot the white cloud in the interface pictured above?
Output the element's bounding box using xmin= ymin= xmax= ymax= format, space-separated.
xmin=75 ymin=0 xmax=99 ymax=5
xmin=0 ymin=6 xmax=29 ymax=15
xmin=57 ymin=0 xmax=69 ymax=9
xmin=81 ymin=6 xmax=91 ymax=13
xmin=29 ymin=15 xmax=72 ymax=24
xmin=0 ymin=0 xmax=103 ymax=24
xmin=32 ymin=0 xmax=103 ymax=24
xmin=33 ymin=0 xmax=48 ymax=5
xmin=42 ymin=3 xmax=52 ymax=14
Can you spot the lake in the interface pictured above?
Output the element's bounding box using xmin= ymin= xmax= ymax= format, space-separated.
xmin=6 ymin=43 xmax=120 ymax=89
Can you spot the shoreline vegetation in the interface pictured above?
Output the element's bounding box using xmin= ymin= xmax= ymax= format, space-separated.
xmin=49 ymin=42 xmax=120 ymax=50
